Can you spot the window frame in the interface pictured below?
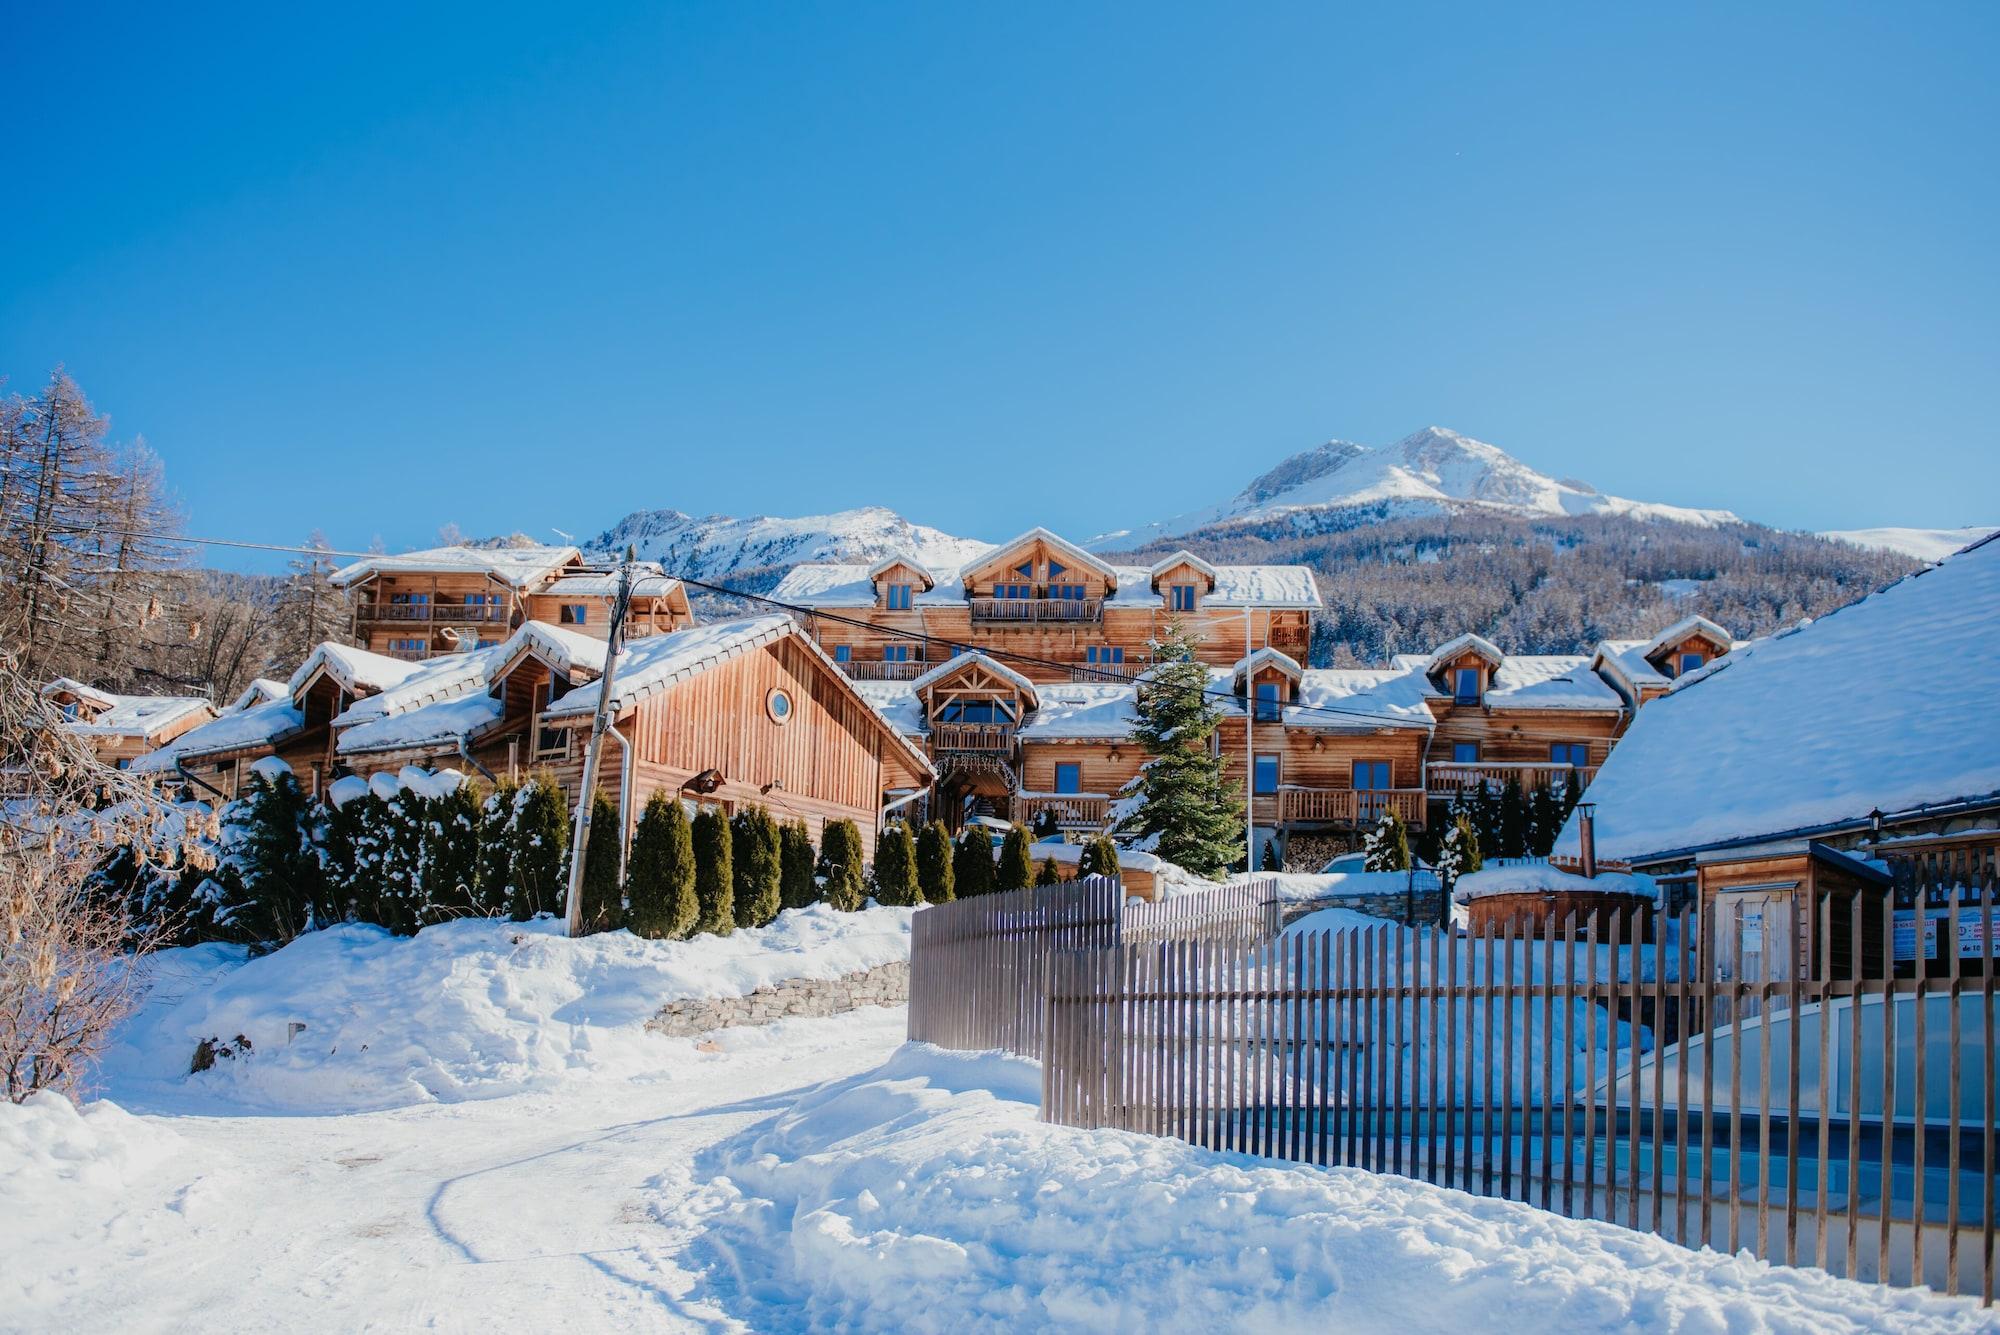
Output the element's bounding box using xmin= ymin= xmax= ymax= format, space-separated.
xmin=1451 ymin=741 xmax=1481 ymax=764
xmin=1053 ymin=762 xmax=1082 ymax=795
xmin=1253 ymin=752 xmax=1281 ymax=795
xmin=1453 ymin=666 xmax=1482 ymax=704
xmin=1169 ymin=584 xmax=1197 ymax=613
xmin=885 ymin=583 xmax=913 ymax=611
xmin=1351 ymin=759 xmax=1392 ymax=791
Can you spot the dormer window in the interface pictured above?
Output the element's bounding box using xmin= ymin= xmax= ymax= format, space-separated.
xmin=1453 ymin=667 xmax=1482 ymax=705
xmin=1170 ymin=585 xmax=1197 ymax=612
xmin=1676 ymin=651 xmax=1705 ymax=676
xmin=1254 ymin=681 xmax=1282 ymax=722
xmin=886 ymin=583 xmax=913 ymax=611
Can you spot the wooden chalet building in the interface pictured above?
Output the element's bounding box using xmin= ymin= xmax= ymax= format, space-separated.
xmin=332 ymin=543 xmax=693 ymax=661
xmin=770 ymin=528 xmax=1321 ymax=685
xmin=41 ymin=679 xmax=216 ymax=770
xmin=1589 ymin=615 xmax=1738 ymax=711
xmin=1554 ymin=533 xmax=2000 ymax=981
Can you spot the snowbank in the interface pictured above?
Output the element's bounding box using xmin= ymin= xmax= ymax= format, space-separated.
xmin=102 ymin=906 xmax=913 ymax=1114
xmin=1453 ymin=864 xmax=1657 ymax=905
xmin=0 ymin=1092 xmax=182 ymax=1196
xmin=667 ymin=1043 xmax=1990 ymax=1333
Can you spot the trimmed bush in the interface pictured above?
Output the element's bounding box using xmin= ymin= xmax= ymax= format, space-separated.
xmin=778 ymin=819 xmax=817 ymax=910
xmin=916 ymin=820 xmax=954 ymax=904
xmin=952 ymin=826 xmax=995 ymax=899
xmin=472 ymin=778 xmax=520 ymax=918
xmin=995 ymin=824 xmax=1034 ymax=894
xmin=419 ymin=780 xmax=485 ymax=926
xmin=816 ymin=819 xmax=867 ymax=912
xmin=731 ymin=806 xmax=782 ymax=929
xmin=507 ymin=774 xmax=570 ymax=922
xmin=872 ymin=822 xmax=919 ymax=907
xmin=1035 ymin=856 xmax=1062 ymax=887
xmin=1076 ymin=835 xmax=1120 ymax=881
xmin=691 ymin=804 xmax=734 ymax=935
xmin=576 ymin=789 xmax=624 ymax=935
xmin=627 ymin=792 xmax=698 ymax=939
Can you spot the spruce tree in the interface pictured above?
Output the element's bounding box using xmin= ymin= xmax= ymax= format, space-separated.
xmin=508 ymin=774 xmax=570 ymax=921
xmin=1560 ymin=768 xmax=1584 ymax=823
xmin=691 ymin=805 xmax=734 ymax=935
xmin=816 ymin=819 xmax=867 ymax=911
xmin=871 ymin=821 xmax=919 ymax=907
xmin=627 ymin=792 xmax=698 ymax=939
xmin=320 ymin=785 xmax=377 ymax=926
xmin=952 ymin=826 xmax=995 ymax=898
xmin=915 ymin=820 xmax=954 ymax=904
xmin=1035 ymin=856 xmax=1062 ymax=887
xmin=472 ymin=778 xmax=520 ymax=918
xmin=731 ymin=806 xmax=782 ymax=929
xmin=1115 ymin=618 xmax=1243 ymax=878
xmin=995 ymin=824 xmax=1033 ymax=894
xmin=1076 ymin=834 xmax=1120 ymax=881
xmin=1470 ymin=782 xmax=1501 ymax=859
xmin=575 ymin=789 xmax=624 ymax=935
xmin=375 ymin=783 xmax=430 ymax=935
xmin=778 ymin=819 xmax=817 ymax=911
xmin=1498 ymin=776 xmax=1528 ymax=860
xmin=1362 ymin=809 xmax=1410 ymax=873
xmin=206 ymin=766 xmax=327 ymax=945
xmin=1436 ymin=814 xmax=1483 ymax=918
xmin=419 ymin=779 xmax=485 ymax=926
xmin=1526 ymin=782 xmax=1560 ymax=858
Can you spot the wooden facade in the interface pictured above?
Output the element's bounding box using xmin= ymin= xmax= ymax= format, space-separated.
xmin=1695 ymin=841 xmax=1892 ymax=984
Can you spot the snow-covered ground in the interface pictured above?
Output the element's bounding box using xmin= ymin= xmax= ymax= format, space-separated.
xmin=1819 ymin=525 xmax=1996 ymax=563
xmin=6 ymin=903 xmax=1996 ymax=1331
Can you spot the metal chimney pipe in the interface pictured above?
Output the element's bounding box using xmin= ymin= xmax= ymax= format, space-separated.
xmin=1578 ymin=802 xmax=1598 ymax=880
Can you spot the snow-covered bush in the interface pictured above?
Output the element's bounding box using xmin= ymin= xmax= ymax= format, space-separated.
xmin=203 ymin=763 xmax=330 ymax=945
xmin=505 ymin=774 xmax=569 ymax=922
xmin=1076 ymin=834 xmax=1120 ymax=881
xmin=1362 ymin=808 xmax=1410 ymax=873
xmin=1435 ymin=814 xmax=1482 ymax=912
xmin=471 ymin=777 xmax=520 ymax=918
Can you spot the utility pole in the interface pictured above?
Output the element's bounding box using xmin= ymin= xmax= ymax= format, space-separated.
xmin=565 ymin=548 xmax=636 ymax=937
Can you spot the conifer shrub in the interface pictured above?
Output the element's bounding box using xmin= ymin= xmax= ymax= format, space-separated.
xmin=417 ymin=779 xmax=484 ymax=927
xmin=778 ymin=819 xmax=817 ymax=911
xmin=1076 ymin=834 xmax=1120 ymax=881
xmin=1260 ymin=838 xmax=1281 ymax=871
xmin=1498 ymin=776 xmax=1528 ymax=860
xmin=871 ymin=821 xmax=919 ymax=907
xmin=1035 ymin=856 xmax=1062 ymax=887
xmin=507 ymin=774 xmax=570 ymax=921
xmin=1362 ymin=809 xmax=1410 ymax=873
xmin=1114 ymin=618 xmax=1243 ymax=878
xmin=626 ymin=792 xmax=698 ymax=939
xmin=915 ymin=820 xmax=954 ymax=904
xmin=731 ymin=805 xmax=782 ymax=929
xmin=691 ymin=805 xmax=734 ymax=935
xmin=471 ymin=778 xmax=520 ymax=918
xmin=203 ymin=765 xmax=328 ymax=945
xmin=951 ymin=826 xmax=995 ymax=899
xmin=816 ymin=819 xmax=867 ymax=911
xmin=576 ymin=789 xmax=624 ymax=935
xmin=995 ymin=823 xmax=1033 ymax=894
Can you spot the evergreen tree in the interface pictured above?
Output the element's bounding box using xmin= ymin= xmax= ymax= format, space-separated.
xmin=507 ymin=774 xmax=569 ymax=921
xmin=952 ymin=826 xmax=995 ymax=898
xmin=375 ymin=782 xmax=429 ymax=936
xmin=1114 ymin=619 xmax=1243 ymax=878
xmin=1498 ymin=776 xmax=1528 ymax=860
xmin=320 ymin=784 xmax=379 ymax=926
xmin=1076 ymin=835 xmax=1120 ymax=881
xmin=915 ymin=820 xmax=954 ymax=904
xmin=731 ymin=806 xmax=782 ymax=929
xmin=871 ymin=821 xmax=919 ymax=907
xmin=691 ymin=805 xmax=734 ymax=935
xmin=1470 ymin=782 xmax=1501 ymax=859
xmin=1260 ymin=838 xmax=1281 ymax=871
xmin=205 ymin=765 xmax=328 ymax=945
xmin=1035 ymin=856 xmax=1062 ymax=887
xmin=816 ymin=819 xmax=867 ymax=911
xmin=1362 ymin=809 xmax=1410 ymax=873
xmin=1436 ymin=814 xmax=1483 ymax=919
xmin=472 ymin=778 xmax=520 ymax=918
xmin=778 ymin=819 xmax=817 ymax=911
xmin=418 ymin=778 xmax=484 ymax=926
xmin=1560 ymin=768 xmax=1584 ymax=823
xmin=1526 ymin=782 xmax=1560 ymax=858
xmin=995 ymin=824 xmax=1034 ymax=894
xmin=575 ymin=789 xmax=624 ymax=935
xmin=627 ymin=792 xmax=699 ymax=939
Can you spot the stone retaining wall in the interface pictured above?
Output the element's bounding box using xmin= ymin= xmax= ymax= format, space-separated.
xmin=1280 ymin=889 xmax=1444 ymax=928
xmin=646 ymin=960 xmax=910 ymax=1038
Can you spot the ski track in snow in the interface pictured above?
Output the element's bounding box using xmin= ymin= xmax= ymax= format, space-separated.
xmin=3 ymin=1010 xmax=909 ymax=1334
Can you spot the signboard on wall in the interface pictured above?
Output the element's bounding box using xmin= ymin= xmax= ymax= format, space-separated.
xmin=1893 ymin=909 xmax=1940 ymax=963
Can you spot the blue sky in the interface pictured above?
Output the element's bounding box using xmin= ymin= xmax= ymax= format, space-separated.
xmin=4 ymin=2 xmax=1995 ymax=569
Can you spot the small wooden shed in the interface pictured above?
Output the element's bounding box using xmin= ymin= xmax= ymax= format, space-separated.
xmin=1695 ymin=839 xmax=1891 ymax=984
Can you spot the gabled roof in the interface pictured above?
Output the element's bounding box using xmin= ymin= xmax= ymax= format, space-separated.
xmin=332 ymin=620 xmax=610 ymax=748
xmin=1230 ymin=647 xmax=1304 ymax=691
xmin=868 ymin=555 xmax=937 ymax=591
xmin=959 ymin=527 xmax=1120 ymax=587
xmin=129 ymin=698 xmax=305 ymax=772
xmin=909 ymin=651 xmax=1041 ymax=711
xmin=1289 ymin=668 xmax=1437 ymax=732
xmin=500 ymin=620 xmax=612 ymax=678
xmin=1642 ymin=614 xmax=1735 ymax=661
xmin=286 ymin=643 xmax=431 ymax=702
xmin=224 ymin=678 xmax=289 ymax=715
xmin=1149 ymin=550 xmax=1218 ymax=590
xmin=43 ymin=683 xmax=215 ymax=740
xmin=1017 ymin=684 xmax=1140 ymax=740
xmin=1589 ymin=640 xmax=1670 ymax=700
xmin=1554 ymin=533 xmax=2000 ymax=864
xmin=1425 ymin=632 xmax=1506 ymax=674
xmin=332 ymin=646 xmax=504 ymax=728
xmin=541 ymin=615 xmax=934 ymax=781
xmin=540 ymin=564 xmax=689 ymax=605
xmin=40 ymin=678 xmax=116 ymax=711
xmin=336 ymin=694 xmax=507 ymax=757
xmin=329 ymin=544 xmax=579 ymax=590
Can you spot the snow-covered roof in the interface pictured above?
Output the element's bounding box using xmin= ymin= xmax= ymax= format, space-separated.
xmin=286 ymin=643 xmax=431 ymax=702
xmin=224 ymin=678 xmax=289 ymax=715
xmin=1230 ymin=647 xmax=1303 ymax=688
xmin=1641 ymin=614 xmax=1734 ymax=660
xmin=329 ymin=543 xmax=578 ymax=589
xmin=337 ymin=693 xmax=507 ymax=757
xmin=850 ymin=682 xmax=925 ymax=738
xmin=867 ymin=555 xmax=936 ymax=589
xmin=331 ymin=646 xmax=504 ymax=728
xmin=773 ymin=554 xmax=1318 ymax=610
xmin=962 ymin=527 xmax=1119 ymax=586
xmin=1590 ymin=640 xmax=1672 ymax=699
xmin=1018 ymin=684 xmax=1141 ymax=740
xmin=1483 ymin=655 xmax=1626 ymax=712
xmin=501 ymin=620 xmax=612 ymax=677
xmin=1453 ymin=864 xmax=1659 ymax=905
xmin=770 ymin=563 xmax=969 ymax=608
xmin=1289 ymin=668 xmax=1437 ymax=732
xmin=909 ymin=651 xmax=1041 ymax=710
xmin=1148 ymin=550 xmax=1218 ymax=588
xmin=1208 ymin=565 xmax=1321 ymax=608
xmin=42 ymin=681 xmax=214 ymax=739
xmin=1554 ymin=533 xmax=2000 ymax=864
xmin=128 ymin=698 xmax=305 ymax=772
xmin=541 ymin=567 xmax=686 ymax=600
xmin=1425 ymin=632 xmax=1506 ymax=673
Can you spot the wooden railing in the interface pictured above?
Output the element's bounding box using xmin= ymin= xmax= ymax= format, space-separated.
xmin=380 ymin=648 xmax=430 ymax=661
xmin=929 ymin=724 xmax=1017 ymax=753
xmin=357 ymin=601 xmax=511 ymax=625
xmin=1070 ymin=662 xmax=1145 ymax=683
xmin=842 ymin=659 xmax=929 ymax=681
xmin=1252 ymin=787 xmax=1426 ymax=828
xmin=1426 ymin=761 xmax=1597 ymax=797
xmin=1012 ymin=792 xmax=1113 ymax=829
xmin=969 ymin=597 xmax=1104 ymax=624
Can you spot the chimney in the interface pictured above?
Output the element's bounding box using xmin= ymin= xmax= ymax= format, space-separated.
xmin=1578 ymin=802 xmax=1598 ymax=879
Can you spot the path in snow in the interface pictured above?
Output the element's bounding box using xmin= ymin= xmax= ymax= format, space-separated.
xmin=6 ymin=1010 xmax=907 ymax=1333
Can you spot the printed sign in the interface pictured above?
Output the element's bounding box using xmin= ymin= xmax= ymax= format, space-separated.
xmin=1956 ymin=907 xmax=2000 ymax=959
xmin=1893 ymin=909 xmax=1940 ymax=962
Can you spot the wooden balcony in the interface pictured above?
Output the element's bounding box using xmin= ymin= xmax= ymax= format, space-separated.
xmin=1253 ymin=787 xmax=1427 ymax=828
xmin=968 ymin=597 xmax=1103 ymax=624
xmin=1069 ymin=661 xmax=1144 ymax=683
xmin=1012 ymin=792 xmax=1112 ymax=829
xmin=928 ymin=724 xmax=1017 ymax=753
xmin=357 ymin=601 xmax=512 ymax=626
xmin=842 ymin=659 xmax=929 ymax=682
xmin=1425 ymin=762 xmax=1597 ymax=798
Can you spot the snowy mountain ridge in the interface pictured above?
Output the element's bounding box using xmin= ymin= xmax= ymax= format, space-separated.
xmin=1818 ymin=525 xmax=1997 ymax=564
xmin=1086 ymin=426 xmax=1742 ymax=550
xmin=588 ymin=505 xmax=991 ymax=590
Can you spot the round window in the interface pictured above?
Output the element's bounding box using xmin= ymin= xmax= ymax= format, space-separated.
xmin=766 ymin=687 xmax=794 ymax=724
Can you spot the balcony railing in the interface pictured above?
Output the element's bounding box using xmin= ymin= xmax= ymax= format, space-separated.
xmin=1425 ymin=761 xmax=1597 ymax=797
xmin=1251 ymin=787 xmax=1427 ymax=828
xmin=1069 ymin=661 xmax=1144 ymax=683
xmin=842 ymin=659 xmax=930 ymax=682
xmin=928 ymin=724 xmax=1017 ymax=753
xmin=1012 ymin=792 xmax=1112 ymax=829
xmin=968 ymin=597 xmax=1103 ymax=624
xmin=358 ymin=601 xmax=511 ymax=625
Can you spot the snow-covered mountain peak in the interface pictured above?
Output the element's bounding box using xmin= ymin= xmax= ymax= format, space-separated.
xmin=588 ymin=505 xmax=990 ymax=590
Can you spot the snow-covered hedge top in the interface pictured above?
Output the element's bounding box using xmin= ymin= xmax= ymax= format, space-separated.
xmin=1555 ymin=532 xmax=2000 ymax=863
xmin=1453 ymin=864 xmax=1659 ymax=905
